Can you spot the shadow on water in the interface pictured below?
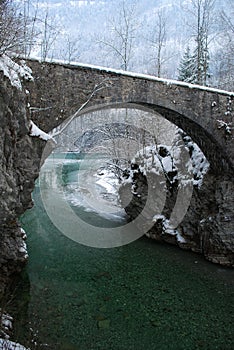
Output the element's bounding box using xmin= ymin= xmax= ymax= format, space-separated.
xmin=4 ymin=155 xmax=234 ymax=350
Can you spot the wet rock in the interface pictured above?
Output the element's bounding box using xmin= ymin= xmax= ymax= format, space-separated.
xmin=97 ymin=319 xmax=110 ymax=329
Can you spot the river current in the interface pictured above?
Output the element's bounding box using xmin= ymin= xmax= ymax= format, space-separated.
xmin=7 ymin=154 xmax=234 ymax=350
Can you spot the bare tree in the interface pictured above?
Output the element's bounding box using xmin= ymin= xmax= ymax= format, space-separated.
xmin=98 ymin=0 xmax=139 ymax=71
xmin=214 ymin=1 xmax=234 ymax=90
xmin=0 ymin=0 xmax=25 ymax=55
xmin=60 ymin=34 xmax=81 ymax=63
xmin=195 ymin=0 xmax=212 ymax=84
xmin=20 ymin=0 xmax=40 ymax=58
xmin=51 ymin=78 xmax=113 ymax=138
xmin=148 ymin=9 xmax=167 ymax=78
xmin=40 ymin=4 xmax=60 ymax=61
xmin=0 ymin=0 xmax=45 ymax=59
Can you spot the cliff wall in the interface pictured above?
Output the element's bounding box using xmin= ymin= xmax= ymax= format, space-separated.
xmin=0 ymin=70 xmax=43 ymax=296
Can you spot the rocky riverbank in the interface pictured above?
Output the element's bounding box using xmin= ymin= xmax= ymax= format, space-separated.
xmin=119 ymin=138 xmax=234 ymax=266
xmin=0 ymin=61 xmax=44 ymax=298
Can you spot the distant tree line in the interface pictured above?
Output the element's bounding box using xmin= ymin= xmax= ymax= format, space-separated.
xmin=0 ymin=0 xmax=233 ymax=91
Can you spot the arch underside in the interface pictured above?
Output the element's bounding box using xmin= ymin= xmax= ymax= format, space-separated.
xmin=71 ymin=101 xmax=232 ymax=175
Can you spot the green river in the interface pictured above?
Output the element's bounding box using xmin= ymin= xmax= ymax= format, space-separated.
xmin=6 ymin=155 xmax=234 ymax=350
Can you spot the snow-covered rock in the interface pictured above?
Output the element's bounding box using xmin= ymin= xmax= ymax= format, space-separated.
xmin=0 ymin=311 xmax=29 ymax=349
xmin=0 ymin=55 xmax=33 ymax=90
xmin=0 ymin=339 xmax=30 ymax=350
xmin=29 ymin=121 xmax=54 ymax=142
xmin=119 ymin=130 xmax=212 ymax=253
xmin=0 ymin=311 xmax=12 ymax=340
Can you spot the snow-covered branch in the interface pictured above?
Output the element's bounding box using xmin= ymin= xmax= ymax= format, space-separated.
xmin=0 ymin=54 xmax=33 ymax=90
xmin=29 ymin=106 xmax=53 ymax=113
xmin=29 ymin=120 xmax=56 ymax=143
xmin=51 ymin=78 xmax=112 ymax=138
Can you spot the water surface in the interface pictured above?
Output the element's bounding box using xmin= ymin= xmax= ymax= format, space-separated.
xmin=8 ymin=155 xmax=234 ymax=350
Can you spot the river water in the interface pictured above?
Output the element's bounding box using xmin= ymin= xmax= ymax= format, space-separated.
xmin=8 ymin=154 xmax=234 ymax=350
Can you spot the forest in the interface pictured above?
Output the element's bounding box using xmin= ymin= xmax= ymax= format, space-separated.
xmin=0 ymin=0 xmax=234 ymax=90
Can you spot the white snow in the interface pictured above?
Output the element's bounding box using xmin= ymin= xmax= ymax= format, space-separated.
xmin=217 ymin=119 xmax=232 ymax=134
xmin=96 ymin=177 xmax=117 ymax=194
xmin=70 ymin=0 xmax=95 ymax=7
xmin=18 ymin=240 xmax=28 ymax=258
xmin=183 ymin=135 xmax=210 ymax=187
xmin=0 ymin=312 xmax=29 ymax=349
xmin=28 ymin=57 xmax=234 ymax=96
xmin=0 ymin=311 xmax=13 ymax=340
xmin=0 ymin=339 xmax=30 ymax=350
xmin=176 ymin=232 xmax=187 ymax=243
xmin=152 ymin=214 xmax=165 ymax=222
xmin=131 ymin=145 xmax=176 ymax=179
xmin=20 ymin=228 xmax=27 ymax=240
xmin=1 ymin=314 xmax=12 ymax=333
xmin=29 ymin=121 xmax=55 ymax=142
xmin=152 ymin=215 xmax=187 ymax=243
xmin=0 ymin=55 xmax=33 ymax=90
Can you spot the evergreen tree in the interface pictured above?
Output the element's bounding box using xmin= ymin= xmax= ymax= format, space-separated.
xmin=178 ymin=46 xmax=196 ymax=83
xmin=193 ymin=38 xmax=210 ymax=85
xmin=179 ymin=0 xmax=214 ymax=86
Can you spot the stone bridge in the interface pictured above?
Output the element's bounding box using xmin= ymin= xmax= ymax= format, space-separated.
xmin=21 ymin=59 xmax=234 ymax=266
xmin=2 ymin=56 xmax=234 ymax=298
xmin=24 ymin=59 xmax=234 ymax=174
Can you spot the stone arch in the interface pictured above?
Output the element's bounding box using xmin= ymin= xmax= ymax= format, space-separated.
xmin=56 ymin=102 xmax=233 ymax=266
xmin=62 ymin=101 xmax=231 ymax=175
xmin=130 ymin=102 xmax=232 ymax=174
xmin=24 ymin=59 xmax=233 ymax=173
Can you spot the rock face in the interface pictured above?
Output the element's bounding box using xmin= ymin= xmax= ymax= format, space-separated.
xmin=119 ymin=144 xmax=234 ymax=267
xmin=120 ymin=170 xmax=234 ymax=266
xmin=0 ymin=71 xmax=43 ymax=296
xmin=180 ymin=173 xmax=234 ymax=266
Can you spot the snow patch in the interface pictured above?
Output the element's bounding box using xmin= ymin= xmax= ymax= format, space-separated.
xmin=27 ymin=57 xmax=234 ymax=97
xmin=131 ymin=145 xmax=176 ymax=180
xmin=0 ymin=311 xmax=13 ymax=340
xmin=1 ymin=313 xmax=12 ymax=333
xmin=20 ymin=228 xmax=27 ymax=240
xmin=181 ymin=133 xmax=210 ymax=188
xmin=0 ymin=55 xmax=33 ymax=90
xmin=0 ymin=339 xmax=30 ymax=350
xmin=29 ymin=121 xmax=55 ymax=142
xmin=18 ymin=241 xmax=28 ymax=258
xmin=152 ymin=215 xmax=187 ymax=244
xmin=217 ymin=119 xmax=232 ymax=135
